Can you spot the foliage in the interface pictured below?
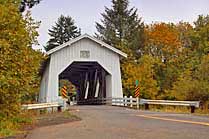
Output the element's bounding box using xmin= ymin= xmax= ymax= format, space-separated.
xmin=95 ymin=0 xmax=145 ymax=55
xmin=96 ymin=0 xmax=208 ymax=103
xmin=19 ymin=0 xmax=41 ymax=12
xmin=145 ymin=23 xmax=182 ymax=62
xmin=170 ymin=15 xmax=209 ymax=102
xmin=0 ymin=2 xmax=43 ymax=119
xmin=45 ymin=15 xmax=81 ymax=51
xmin=121 ymin=15 xmax=208 ymax=102
xmin=191 ymin=15 xmax=209 ymax=56
xmin=0 ymin=0 xmax=41 ymax=13
xmin=96 ymin=0 xmax=147 ymax=97
xmin=0 ymin=112 xmax=34 ymax=137
xmin=59 ymin=79 xmax=77 ymax=96
xmin=122 ymin=55 xmax=159 ymax=98
xmin=24 ymin=11 xmax=41 ymax=46
xmin=144 ymin=22 xmax=196 ymax=100
xmin=171 ymin=55 xmax=209 ymax=101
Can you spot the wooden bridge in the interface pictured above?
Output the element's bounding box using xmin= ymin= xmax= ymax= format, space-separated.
xmin=39 ymin=34 xmax=127 ymax=104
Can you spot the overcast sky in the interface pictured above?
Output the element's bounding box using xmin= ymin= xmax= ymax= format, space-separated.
xmin=31 ymin=0 xmax=209 ymax=50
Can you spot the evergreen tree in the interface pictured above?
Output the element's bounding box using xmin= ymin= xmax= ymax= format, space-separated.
xmin=45 ymin=15 xmax=81 ymax=51
xmin=95 ymin=0 xmax=144 ymax=54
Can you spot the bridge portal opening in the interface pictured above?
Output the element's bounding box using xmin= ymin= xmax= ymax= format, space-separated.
xmin=59 ymin=62 xmax=111 ymax=104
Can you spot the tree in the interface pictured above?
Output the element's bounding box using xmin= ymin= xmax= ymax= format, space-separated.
xmin=19 ymin=0 xmax=41 ymax=12
xmin=144 ymin=23 xmax=187 ymax=98
xmin=171 ymin=15 xmax=209 ymax=103
xmin=145 ymin=23 xmax=182 ymax=62
xmin=122 ymin=55 xmax=159 ymax=98
xmin=95 ymin=0 xmax=144 ymax=54
xmin=176 ymin=22 xmax=193 ymax=48
xmin=0 ymin=0 xmax=41 ymax=13
xmin=191 ymin=15 xmax=209 ymax=56
xmin=45 ymin=15 xmax=81 ymax=51
xmin=0 ymin=2 xmax=43 ymax=118
xmin=171 ymin=55 xmax=209 ymax=102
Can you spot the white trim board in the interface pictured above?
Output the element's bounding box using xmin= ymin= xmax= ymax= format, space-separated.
xmin=46 ymin=34 xmax=127 ymax=58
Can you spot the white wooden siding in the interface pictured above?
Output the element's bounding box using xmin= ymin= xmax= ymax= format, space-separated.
xmin=40 ymin=37 xmax=124 ymax=102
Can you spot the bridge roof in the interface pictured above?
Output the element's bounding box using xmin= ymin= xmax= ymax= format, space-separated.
xmin=46 ymin=34 xmax=127 ymax=58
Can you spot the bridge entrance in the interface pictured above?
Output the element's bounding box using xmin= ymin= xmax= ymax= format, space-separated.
xmin=39 ymin=34 xmax=126 ymax=103
xmin=59 ymin=61 xmax=110 ymax=104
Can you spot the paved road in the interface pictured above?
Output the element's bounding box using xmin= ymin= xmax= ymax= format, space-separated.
xmin=27 ymin=105 xmax=209 ymax=139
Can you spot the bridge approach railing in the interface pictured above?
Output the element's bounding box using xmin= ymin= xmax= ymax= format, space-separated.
xmin=76 ymin=97 xmax=200 ymax=113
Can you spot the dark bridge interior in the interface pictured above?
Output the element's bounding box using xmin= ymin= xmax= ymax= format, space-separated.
xmin=59 ymin=62 xmax=109 ymax=104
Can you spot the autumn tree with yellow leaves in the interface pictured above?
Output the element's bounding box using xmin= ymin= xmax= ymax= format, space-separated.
xmin=0 ymin=1 xmax=43 ymax=119
xmin=122 ymin=55 xmax=159 ymax=98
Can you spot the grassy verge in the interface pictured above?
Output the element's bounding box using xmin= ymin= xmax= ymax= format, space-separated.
xmin=0 ymin=110 xmax=81 ymax=138
xmin=137 ymin=105 xmax=209 ymax=115
xmin=0 ymin=112 xmax=34 ymax=138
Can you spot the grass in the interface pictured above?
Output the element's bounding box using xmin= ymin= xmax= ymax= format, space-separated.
xmin=0 ymin=120 xmax=16 ymax=137
xmin=138 ymin=105 xmax=209 ymax=115
xmin=0 ymin=112 xmax=35 ymax=138
xmin=0 ymin=110 xmax=81 ymax=138
xmin=0 ymin=118 xmax=30 ymax=137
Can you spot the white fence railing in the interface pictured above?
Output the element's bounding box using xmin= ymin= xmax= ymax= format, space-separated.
xmin=140 ymin=99 xmax=200 ymax=108
xmin=107 ymin=96 xmax=200 ymax=113
xmin=76 ymin=96 xmax=199 ymax=113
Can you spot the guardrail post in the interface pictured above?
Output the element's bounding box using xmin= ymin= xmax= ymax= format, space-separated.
xmin=72 ymin=97 xmax=75 ymax=105
xmin=58 ymin=106 xmax=62 ymax=112
xmin=145 ymin=103 xmax=149 ymax=110
xmin=130 ymin=96 xmax=133 ymax=107
xmin=136 ymin=97 xmax=139 ymax=109
xmin=124 ymin=96 xmax=127 ymax=107
xmin=191 ymin=106 xmax=195 ymax=113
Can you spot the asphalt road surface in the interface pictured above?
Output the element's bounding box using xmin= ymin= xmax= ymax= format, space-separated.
xmin=27 ymin=105 xmax=209 ymax=139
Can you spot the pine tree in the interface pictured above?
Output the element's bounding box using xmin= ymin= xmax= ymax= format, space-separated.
xmin=45 ymin=15 xmax=81 ymax=51
xmin=95 ymin=0 xmax=144 ymax=53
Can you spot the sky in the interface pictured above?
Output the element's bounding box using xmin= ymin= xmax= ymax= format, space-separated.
xmin=31 ymin=0 xmax=209 ymax=50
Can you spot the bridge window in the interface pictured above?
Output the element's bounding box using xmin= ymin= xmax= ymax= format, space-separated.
xmin=80 ymin=50 xmax=90 ymax=58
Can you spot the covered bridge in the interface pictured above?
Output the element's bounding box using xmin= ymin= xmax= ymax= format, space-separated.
xmin=39 ymin=34 xmax=127 ymax=104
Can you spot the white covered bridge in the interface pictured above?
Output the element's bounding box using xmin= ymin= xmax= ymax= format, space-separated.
xmin=39 ymin=34 xmax=127 ymax=104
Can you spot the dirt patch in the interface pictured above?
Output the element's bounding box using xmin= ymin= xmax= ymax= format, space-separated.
xmin=35 ymin=111 xmax=81 ymax=127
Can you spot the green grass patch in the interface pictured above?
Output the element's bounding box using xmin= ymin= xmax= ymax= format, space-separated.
xmin=0 ymin=112 xmax=35 ymax=137
xmin=0 ymin=120 xmax=16 ymax=137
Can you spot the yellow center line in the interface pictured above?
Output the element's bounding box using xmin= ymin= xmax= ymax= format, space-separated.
xmin=136 ymin=114 xmax=209 ymax=126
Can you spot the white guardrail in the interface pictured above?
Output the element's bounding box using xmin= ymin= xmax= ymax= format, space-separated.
xmin=22 ymin=97 xmax=200 ymax=113
xmin=22 ymin=98 xmax=68 ymax=111
xmin=140 ymin=99 xmax=200 ymax=108
xmin=108 ymin=96 xmax=200 ymax=113
xmin=22 ymin=102 xmax=60 ymax=110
